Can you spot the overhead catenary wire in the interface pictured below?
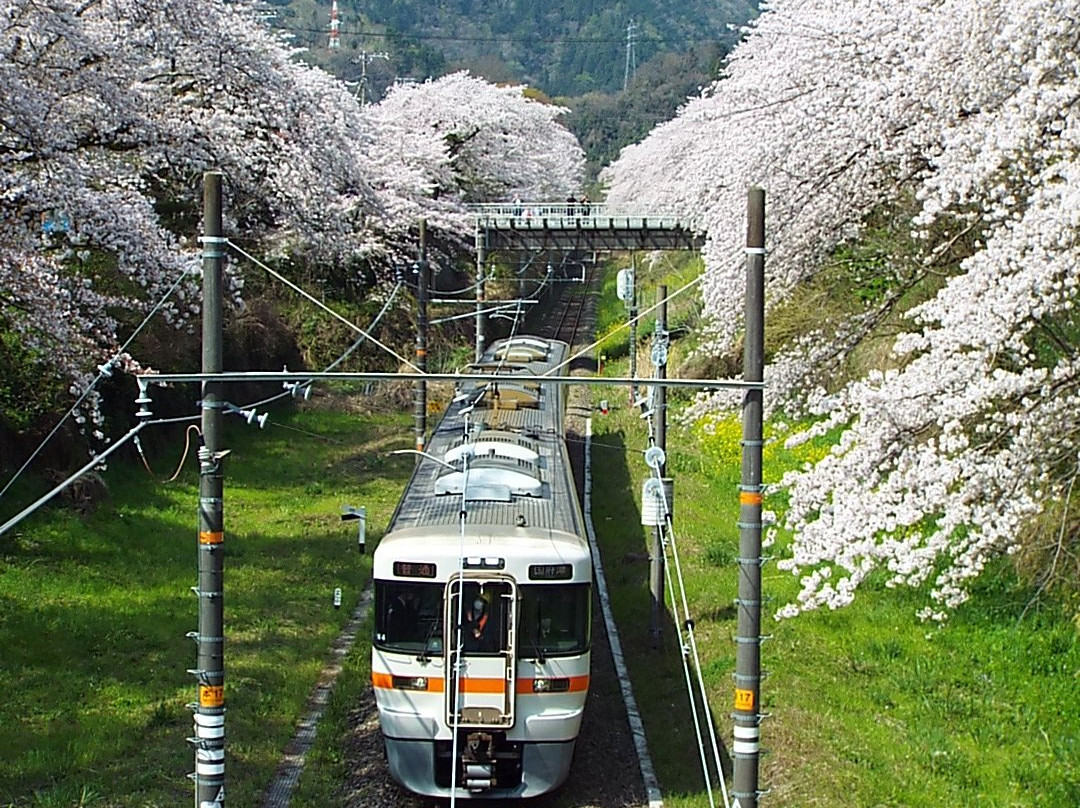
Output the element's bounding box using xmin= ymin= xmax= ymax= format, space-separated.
xmin=387 ymin=440 xmax=476 ymax=808
xmin=237 ymin=279 xmax=405 ymax=412
xmin=637 ymin=296 xmax=737 ymax=807
xmin=0 ymin=267 xmax=194 ymax=500
xmin=226 ymin=239 xmax=422 ymax=373
xmin=271 ymin=24 xmax=744 ymax=47
xmin=450 ymin=425 xmax=474 ymax=808
xmin=543 ymin=251 xmax=743 ymax=379
xmin=0 ymin=414 xmax=201 ymax=537
xmin=652 ymin=459 xmax=731 ymax=808
xmin=136 ymin=279 xmax=405 ymax=481
xmin=5 ymin=247 xmax=406 ymax=512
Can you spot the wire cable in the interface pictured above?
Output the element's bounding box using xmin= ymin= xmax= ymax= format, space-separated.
xmin=541 ymin=252 xmax=746 ymax=379
xmin=270 ymin=23 xmax=742 ymax=47
xmin=653 ymin=465 xmax=731 ymax=808
xmin=448 ymin=433 xmax=473 ymax=808
xmin=0 ymin=268 xmax=193 ymax=500
xmin=638 ymin=338 xmax=733 ymax=808
xmin=0 ymin=413 xmax=200 ymax=537
xmin=226 ymin=240 xmax=422 ymax=373
xmin=234 ymin=280 xmax=405 ymax=413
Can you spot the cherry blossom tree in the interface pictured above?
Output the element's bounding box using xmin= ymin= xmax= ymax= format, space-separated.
xmin=603 ymin=0 xmax=1080 ymax=617
xmin=0 ymin=1 xmax=582 ymax=444
xmin=370 ymin=72 xmax=584 ymax=203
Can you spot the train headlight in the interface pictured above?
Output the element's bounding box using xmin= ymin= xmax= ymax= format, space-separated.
xmin=532 ymin=677 xmax=570 ymax=693
xmin=392 ymin=676 xmax=429 ymax=691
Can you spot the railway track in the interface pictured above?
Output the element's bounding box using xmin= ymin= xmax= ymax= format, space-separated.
xmin=335 ymin=259 xmax=653 ymax=808
xmin=535 ymin=256 xmax=598 ymax=357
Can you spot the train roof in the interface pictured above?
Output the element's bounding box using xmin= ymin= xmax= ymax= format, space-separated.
xmin=381 ymin=337 xmax=585 ymax=553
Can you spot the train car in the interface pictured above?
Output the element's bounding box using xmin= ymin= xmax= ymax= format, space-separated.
xmin=371 ymin=336 xmax=592 ymax=799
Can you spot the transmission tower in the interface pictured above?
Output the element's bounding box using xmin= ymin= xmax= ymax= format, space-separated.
xmin=624 ymin=18 xmax=638 ymax=90
xmin=329 ymin=0 xmax=341 ymax=48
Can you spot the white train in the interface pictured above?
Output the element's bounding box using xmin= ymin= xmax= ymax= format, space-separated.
xmin=371 ymin=336 xmax=592 ymax=798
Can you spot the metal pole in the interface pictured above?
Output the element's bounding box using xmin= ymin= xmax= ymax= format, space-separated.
xmin=414 ymin=220 xmax=428 ymax=458
xmin=628 ymin=254 xmax=638 ymax=405
xmin=649 ymin=285 xmax=667 ymax=649
xmin=475 ymin=227 xmax=487 ymax=362
xmin=193 ymin=172 xmax=227 ymax=808
xmin=655 ymin=285 xmax=667 ymax=460
xmin=733 ymin=186 xmax=765 ymax=808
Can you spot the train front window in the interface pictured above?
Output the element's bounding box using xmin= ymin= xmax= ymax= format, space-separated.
xmin=518 ymin=583 xmax=590 ymax=658
xmin=375 ymin=581 xmax=443 ymax=653
xmin=449 ymin=580 xmax=512 ymax=656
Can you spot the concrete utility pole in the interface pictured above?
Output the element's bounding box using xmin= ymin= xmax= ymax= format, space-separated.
xmin=193 ymin=172 xmax=227 ymax=808
xmin=649 ymin=285 xmax=668 ymax=649
xmin=733 ymin=187 xmax=765 ymax=808
xmin=354 ymin=50 xmax=390 ymax=106
xmin=628 ymin=255 xmax=638 ymax=405
xmin=475 ymin=227 xmax=487 ymax=362
xmin=414 ymin=220 xmax=428 ymax=458
xmin=624 ymin=18 xmax=639 ymax=90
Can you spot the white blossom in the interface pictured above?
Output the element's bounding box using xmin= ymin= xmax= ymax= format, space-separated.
xmin=604 ymin=0 xmax=1080 ymax=616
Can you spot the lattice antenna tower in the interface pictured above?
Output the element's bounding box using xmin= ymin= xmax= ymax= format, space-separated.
xmin=329 ymin=0 xmax=341 ymax=49
xmin=624 ymin=18 xmax=638 ymax=90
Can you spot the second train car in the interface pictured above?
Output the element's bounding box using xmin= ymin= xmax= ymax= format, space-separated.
xmin=371 ymin=336 xmax=592 ymax=798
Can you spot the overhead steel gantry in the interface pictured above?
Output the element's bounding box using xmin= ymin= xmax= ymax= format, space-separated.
xmin=464 ymin=202 xmax=705 ymax=362
xmin=468 ymin=202 xmax=706 ymax=252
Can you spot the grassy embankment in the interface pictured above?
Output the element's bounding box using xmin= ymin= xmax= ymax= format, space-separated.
xmin=587 ymin=250 xmax=1080 ymax=808
xmin=0 ymin=404 xmax=413 ymax=808
xmin=2 ymin=250 xmax=1078 ymax=808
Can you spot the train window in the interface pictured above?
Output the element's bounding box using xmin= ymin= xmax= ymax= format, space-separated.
xmin=374 ymin=581 xmax=443 ymax=654
xmin=449 ymin=581 xmax=512 ymax=656
xmin=517 ymin=583 xmax=591 ymax=658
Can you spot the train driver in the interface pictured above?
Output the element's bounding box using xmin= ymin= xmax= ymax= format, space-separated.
xmin=465 ymin=595 xmax=494 ymax=652
xmin=386 ymin=588 xmax=419 ymax=642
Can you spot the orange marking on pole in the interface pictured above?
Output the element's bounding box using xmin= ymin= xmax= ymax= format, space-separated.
xmin=199 ymin=531 xmax=223 ymax=545
xmin=735 ymin=688 xmax=754 ymax=711
xmin=739 ymin=491 xmax=763 ymax=506
xmin=199 ymin=685 xmax=224 ymax=707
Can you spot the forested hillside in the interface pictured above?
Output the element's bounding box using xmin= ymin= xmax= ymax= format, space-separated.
xmin=274 ymin=0 xmax=757 ymax=97
xmin=269 ymin=0 xmax=758 ymax=179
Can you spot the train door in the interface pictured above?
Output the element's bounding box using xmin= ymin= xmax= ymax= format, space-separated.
xmin=444 ymin=577 xmax=516 ymax=729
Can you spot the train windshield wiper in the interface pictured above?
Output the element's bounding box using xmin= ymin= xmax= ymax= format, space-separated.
xmin=417 ymin=619 xmax=440 ymax=663
xmin=530 ymin=633 xmax=547 ymax=664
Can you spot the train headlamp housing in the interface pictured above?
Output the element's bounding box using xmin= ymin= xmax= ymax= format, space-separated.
xmin=532 ymin=677 xmax=570 ymax=693
xmin=392 ymin=676 xmax=429 ymax=691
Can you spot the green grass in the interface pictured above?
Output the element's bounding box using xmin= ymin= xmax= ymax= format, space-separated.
xmin=595 ymin=251 xmax=704 ymax=360
xmin=587 ymin=391 xmax=1080 ymax=808
xmin=0 ymin=404 xmax=413 ymax=808
xmin=3 ymin=362 xmax=1079 ymax=808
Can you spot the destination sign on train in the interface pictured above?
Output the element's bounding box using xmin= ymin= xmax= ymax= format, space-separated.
xmin=393 ymin=561 xmax=437 ymax=578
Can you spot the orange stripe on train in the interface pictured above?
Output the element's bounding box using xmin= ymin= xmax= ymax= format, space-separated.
xmin=372 ymin=672 xmax=590 ymax=693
